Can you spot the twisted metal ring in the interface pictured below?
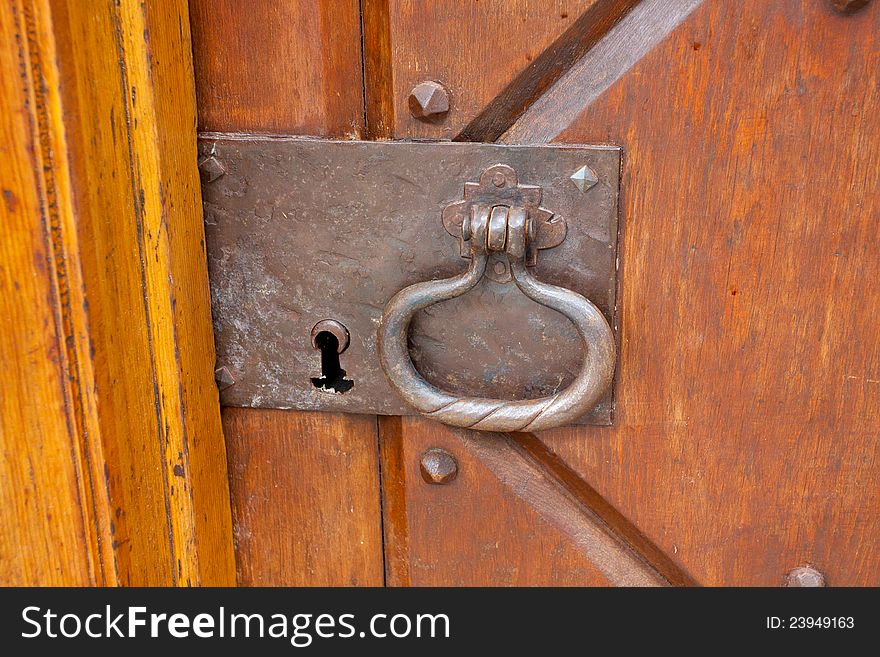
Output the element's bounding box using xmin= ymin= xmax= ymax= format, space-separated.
xmin=378 ymin=206 xmax=615 ymax=432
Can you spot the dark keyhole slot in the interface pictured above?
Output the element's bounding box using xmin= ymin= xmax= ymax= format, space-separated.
xmin=311 ymin=331 xmax=354 ymax=394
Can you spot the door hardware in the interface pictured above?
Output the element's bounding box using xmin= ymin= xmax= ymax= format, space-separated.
xmin=379 ymin=166 xmax=615 ymax=431
xmin=202 ymin=137 xmax=620 ymax=427
xmin=310 ymin=319 xmax=354 ymax=394
xmin=419 ymin=448 xmax=458 ymax=485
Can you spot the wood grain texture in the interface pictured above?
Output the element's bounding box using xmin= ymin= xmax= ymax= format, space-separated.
xmin=504 ymin=0 xmax=704 ymax=144
xmin=224 ymin=409 xmax=384 ymax=586
xmin=369 ymin=0 xmax=687 ymax=586
xmin=363 ymin=0 xmax=611 ymax=139
xmin=189 ymin=0 xmax=364 ymax=136
xmin=511 ymin=0 xmax=880 ymax=585
xmin=380 ymin=417 xmax=671 ymax=586
xmin=456 ymin=0 xmax=641 ymax=142
xmin=0 ymin=0 xmax=98 ymax=586
xmin=0 ymin=0 xmax=234 ymax=585
xmin=189 ymin=0 xmax=385 ymax=586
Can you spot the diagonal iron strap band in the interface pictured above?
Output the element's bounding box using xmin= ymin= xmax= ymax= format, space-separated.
xmin=378 ymin=203 xmax=615 ymax=432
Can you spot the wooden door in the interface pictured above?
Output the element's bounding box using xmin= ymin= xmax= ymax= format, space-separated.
xmin=191 ymin=0 xmax=878 ymax=587
xmin=1 ymin=0 xmax=234 ymax=585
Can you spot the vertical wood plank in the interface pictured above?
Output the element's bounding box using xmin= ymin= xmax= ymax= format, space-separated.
xmin=189 ymin=1 xmax=384 ymax=586
xmin=189 ymin=0 xmax=365 ymax=136
xmin=509 ymin=0 xmax=880 ymax=585
xmin=367 ymin=0 xmax=676 ymax=586
xmin=0 ymin=0 xmax=235 ymax=585
xmin=224 ymin=410 xmax=384 ymax=586
xmin=0 ymin=0 xmax=98 ymax=586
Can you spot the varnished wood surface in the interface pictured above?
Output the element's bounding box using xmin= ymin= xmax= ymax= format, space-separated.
xmin=189 ymin=0 xmax=365 ymax=136
xmin=381 ymin=418 xmax=682 ymax=586
xmin=370 ymin=0 xmax=685 ymax=587
xmin=511 ymin=0 xmax=880 ymax=585
xmin=1 ymin=0 xmax=234 ymax=584
xmin=363 ymin=0 xmax=615 ymax=140
xmin=1 ymin=0 xmax=97 ymax=585
xmin=184 ymin=0 xmax=880 ymax=587
xmin=189 ymin=0 xmax=385 ymax=586
xmin=224 ymin=409 xmax=384 ymax=586
xmin=372 ymin=0 xmax=880 ymax=586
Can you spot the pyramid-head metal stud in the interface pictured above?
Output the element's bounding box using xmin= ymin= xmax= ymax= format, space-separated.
xmin=784 ymin=566 xmax=826 ymax=587
xmin=198 ymin=155 xmax=226 ymax=183
xmin=419 ymin=448 xmax=458 ymax=484
xmin=570 ymin=165 xmax=598 ymax=192
xmin=408 ymin=81 xmax=450 ymax=121
xmin=214 ymin=366 xmax=235 ymax=391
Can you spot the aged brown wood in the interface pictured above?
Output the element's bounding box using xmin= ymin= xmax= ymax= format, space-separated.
xmin=369 ymin=1 xmax=678 ymax=586
xmin=185 ymin=0 xmax=880 ymax=588
xmin=372 ymin=0 xmax=880 ymax=586
xmin=503 ymin=0 xmax=704 ymax=144
xmin=189 ymin=1 xmax=385 ymax=586
xmin=363 ymin=0 xmax=636 ymax=140
xmin=224 ymin=409 xmax=384 ymax=586
xmin=380 ymin=417 xmax=677 ymax=586
xmin=509 ymin=0 xmax=880 ymax=585
xmin=456 ymin=0 xmax=641 ymax=142
xmin=189 ymin=0 xmax=364 ymax=136
xmin=1 ymin=0 xmax=234 ymax=585
xmin=830 ymin=0 xmax=871 ymax=15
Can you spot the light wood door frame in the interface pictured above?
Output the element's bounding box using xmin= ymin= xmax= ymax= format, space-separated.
xmin=1 ymin=0 xmax=234 ymax=585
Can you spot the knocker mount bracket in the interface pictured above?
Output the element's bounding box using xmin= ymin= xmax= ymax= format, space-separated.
xmin=441 ymin=164 xmax=565 ymax=280
xmin=201 ymin=137 xmax=620 ymax=427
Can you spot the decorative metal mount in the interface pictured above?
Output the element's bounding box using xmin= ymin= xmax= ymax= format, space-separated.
xmin=441 ymin=164 xmax=566 ymax=267
xmin=200 ymin=137 xmax=621 ymax=426
xmin=380 ymin=184 xmax=615 ymax=431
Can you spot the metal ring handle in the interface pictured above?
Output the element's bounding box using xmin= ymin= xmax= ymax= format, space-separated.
xmin=378 ymin=206 xmax=615 ymax=432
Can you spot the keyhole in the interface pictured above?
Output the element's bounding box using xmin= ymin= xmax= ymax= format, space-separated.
xmin=310 ymin=328 xmax=354 ymax=394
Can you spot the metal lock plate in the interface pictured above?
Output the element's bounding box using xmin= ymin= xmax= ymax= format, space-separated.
xmin=201 ymin=137 xmax=620 ymax=425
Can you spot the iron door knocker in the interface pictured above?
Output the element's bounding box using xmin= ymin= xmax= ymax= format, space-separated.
xmin=378 ymin=165 xmax=615 ymax=432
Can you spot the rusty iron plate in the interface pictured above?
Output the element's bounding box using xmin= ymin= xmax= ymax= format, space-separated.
xmin=200 ymin=136 xmax=620 ymax=426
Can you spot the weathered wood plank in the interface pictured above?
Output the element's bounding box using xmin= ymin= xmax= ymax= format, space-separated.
xmin=224 ymin=409 xmax=384 ymax=586
xmin=189 ymin=0 xmax=385 ymax=586
xmin=0 ymin=0 xmax=235 ymax=585
xmin=189 ymin=0 xmax=365 ymax=136
xmin=512 ymin=0 xmax=880 ymax=585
